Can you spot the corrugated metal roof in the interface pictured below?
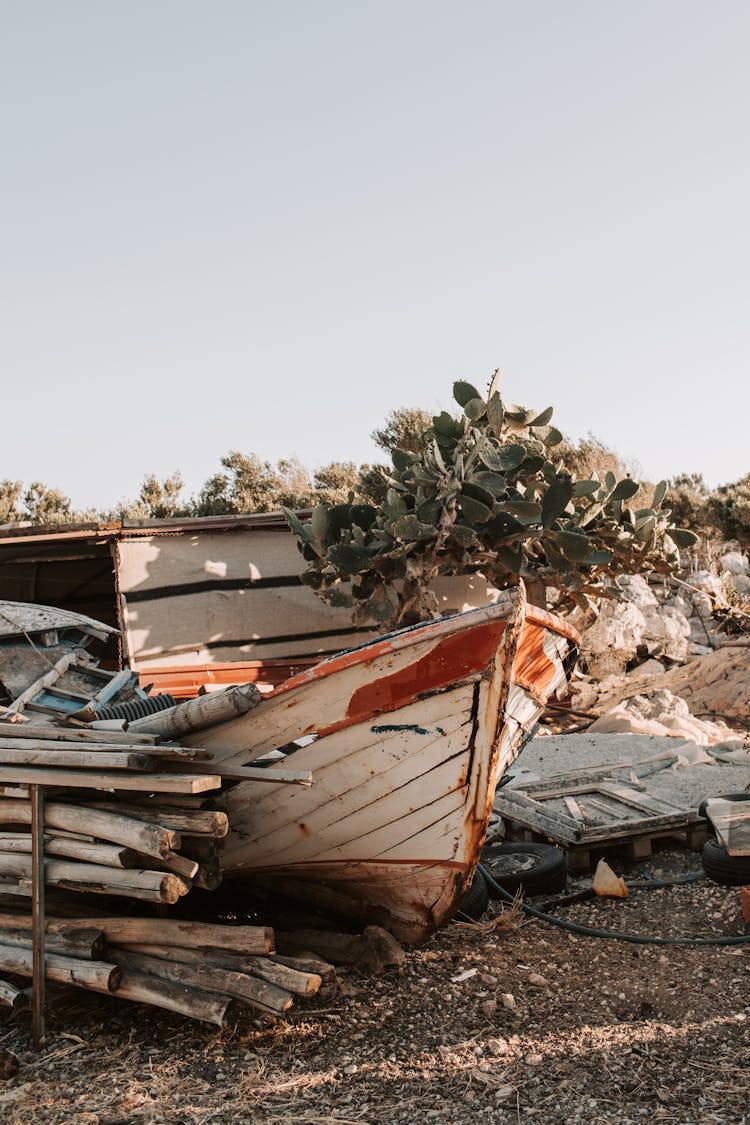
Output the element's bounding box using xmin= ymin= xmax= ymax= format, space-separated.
xmin=0 ymin=511 xmax=311 ymax=550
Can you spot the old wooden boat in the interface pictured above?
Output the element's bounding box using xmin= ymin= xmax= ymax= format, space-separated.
xmin=167 ymin=586 xmax=579 ymax=943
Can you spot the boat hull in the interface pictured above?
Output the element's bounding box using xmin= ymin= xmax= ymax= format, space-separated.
xmin=181 ymin=589 xmax=579 ymax=943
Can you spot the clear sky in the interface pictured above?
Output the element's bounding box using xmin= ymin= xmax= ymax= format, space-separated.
xmin=2 ymin=1 xmax=749 ymax=511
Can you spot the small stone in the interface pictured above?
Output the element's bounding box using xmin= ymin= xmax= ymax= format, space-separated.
xmin=500 ymin=993 xmax=517 ymax=1010
xmin=343 ymin=1064 xmax=358 ymax=1075
xmin=480 ymin=1000 xmax=498 ymax=1017
xmin=525 ymin=1053 xmax=543 ymax=1066
xmin=487 ymin=1037 xmax=509 ymax=1056
xmin=528 ymin=973 xmax=547 ymax=987
xmin=495 ymin=1085 xmax=516 ymax=1101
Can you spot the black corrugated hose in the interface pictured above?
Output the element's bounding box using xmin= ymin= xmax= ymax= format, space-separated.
xmin=477 ymin=863 xmax=750 ymax=947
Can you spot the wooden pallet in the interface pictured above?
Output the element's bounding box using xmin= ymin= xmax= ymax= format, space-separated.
xmin=494 ymin=766 xmax=708 ymax=871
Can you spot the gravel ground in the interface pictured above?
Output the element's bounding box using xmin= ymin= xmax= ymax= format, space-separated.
xmin=1 ymin=844 xmax=748 ymax=1125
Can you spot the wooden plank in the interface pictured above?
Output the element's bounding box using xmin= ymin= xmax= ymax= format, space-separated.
xmin=224 ymin=690 xmax=473 ymax=860
xmin=563 ymin=795 xmax=585 ymax=822
xmin=492 ymin=796 xmax=582 ymax=844
xmin=176 ymin=762 xmax=313 ymax=786
xmin=595 ymin=783 xmax=684 ymax=816
xmin=704 ymin=798 xmax=750 ymax=856
xmin=579 ymin=809 xmax=699 ymax=842
xmin=495 ymin=789 xmax=582 ymax=833
xmin=0 ymin=725 xmax=161 ymax=746
xmin=0 ymin=737 xmax=209 ymax=763
xmin=0 ymin=767 xmax=221 ymax=794
xmin=0 ymin=748 xmax=155 ymax=771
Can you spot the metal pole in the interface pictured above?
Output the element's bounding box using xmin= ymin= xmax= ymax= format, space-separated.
xmin=30 ymin=784 xmax=46 ymax=1048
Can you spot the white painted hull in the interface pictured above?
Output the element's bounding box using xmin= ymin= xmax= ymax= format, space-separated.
xmin=183 ymin=589 xmax=579 ymax=942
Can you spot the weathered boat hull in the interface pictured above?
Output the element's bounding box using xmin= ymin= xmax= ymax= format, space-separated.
xmin=179 ymin=588 xmax=579 ymax=943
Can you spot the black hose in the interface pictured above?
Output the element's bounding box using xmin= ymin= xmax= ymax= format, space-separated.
xmin=96 ymin=694 xmax=176 ymax=721
xmin=478 ymin=863 xmax=750 ymax=947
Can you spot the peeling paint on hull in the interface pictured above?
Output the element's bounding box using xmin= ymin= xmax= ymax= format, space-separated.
xmin=186 ymin=589 xmax=579 ymax=944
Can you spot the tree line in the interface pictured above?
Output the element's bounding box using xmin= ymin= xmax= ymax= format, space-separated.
xmin=1 ymin=406 xmax=747 ymax=546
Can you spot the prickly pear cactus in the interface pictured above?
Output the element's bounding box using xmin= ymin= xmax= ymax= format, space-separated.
xmin=284 ymin=374 xmax=697 ymax=628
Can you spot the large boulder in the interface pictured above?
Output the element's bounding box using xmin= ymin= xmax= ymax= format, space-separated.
xmin=578 ymin=599 xmax=648 ymax=678
xmin=578 ymin=575 xmax=691 ymax=676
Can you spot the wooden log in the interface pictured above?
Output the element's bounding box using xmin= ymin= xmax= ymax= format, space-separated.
xmin=86 ymin=803 xmax=229 ymax=838
xmin=0 ymin=878 xmax=29 ymax=897
xmin=6 ymin=914 xmax=274 ymax=954
xmin=275 ymin=925 xmax=406 ymax=971
xmin=113 ymin=968 xmax=233 ymax=1026
xmin=109 ymin=949 xmax=293 ymax=1014
xmin=0 ymin=925 xmax=106 ymax=959
xmin=0 ymin=977 xmax=29 ymax=1012
xmin=0 ymin=786 xmax=30 ymax=798
xmin=0 ymin=799 xmax=180 ymax=858
xmin=0 ymin=942 xmax=120 ymax=992
xmin=272 ymin=951 xmax=336 ymax=983
xmin=0 ymin=747 xmax=155 ymax=771
xmin=115 ymin=943 xmax=321 ymax=996
xmin=131 ymin=851 xmax=200 ymax=880
xmin=0 ymin=767 xmax=221 ymax=794
xmin=46 ymin=838 xmax=139 ymax=868
xmin=0 ymin=835 xmax=136 ymax=868
xmin=0 ymin=855 xmax=190 ymax=903
xmin=128 ymin=683 xmax=263 ymax=739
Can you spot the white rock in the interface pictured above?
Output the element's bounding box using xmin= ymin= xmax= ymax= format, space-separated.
xmin=640 ymin=604 xmax=691 ymax=662
xmin=689 ymin=570 xmax=723 ymax=597
xmin=719 ymin=551 xmax=749 ymax=576
xmin=617 ymin=574 xmax=660 ymax=607
xmin=580 ymin=600 xmax=647 ymax=677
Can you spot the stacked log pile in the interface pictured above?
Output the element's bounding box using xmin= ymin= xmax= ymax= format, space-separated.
xmin=0 ymin=703 xmax=323 ymax=1026
xmin=0 ymin=912 xmax=334 ymax=1026
xmin=0 ymin=724 xmax=225 ymax=903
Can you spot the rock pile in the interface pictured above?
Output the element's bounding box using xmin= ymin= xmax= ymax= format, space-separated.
xmin=565 ymin=549 xmax=750 ymax=744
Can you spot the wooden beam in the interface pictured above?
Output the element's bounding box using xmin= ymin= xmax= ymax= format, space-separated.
xmin=0 ymin=748 xmax=155 ymax=771
xmin=0 ymin=768 xmax=221 ymax=794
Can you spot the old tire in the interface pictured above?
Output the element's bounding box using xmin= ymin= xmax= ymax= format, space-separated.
xmin=701 ymin=837 xmax=750 ymax=886
xmin=481 ymin=842 xmax=567 ymax=897
xmin=456 ymin=868 xmax=490 ymax=921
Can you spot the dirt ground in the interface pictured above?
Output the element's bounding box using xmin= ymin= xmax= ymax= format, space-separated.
xmin=1 ymin=842 xmax=748 ymax=1125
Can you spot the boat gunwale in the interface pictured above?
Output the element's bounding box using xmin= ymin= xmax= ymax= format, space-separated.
xmin=265 ymin=593 xmax=580 ymax=702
